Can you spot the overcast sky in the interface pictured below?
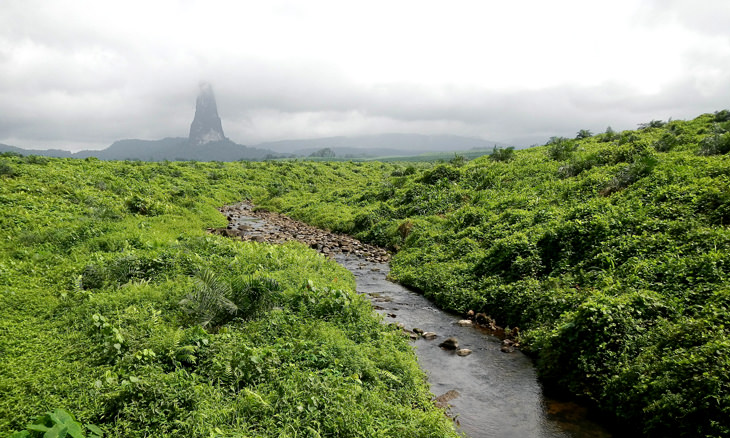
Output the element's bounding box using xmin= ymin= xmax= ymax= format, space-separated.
xmin=1 ymin=0 xmax=729 ymax=151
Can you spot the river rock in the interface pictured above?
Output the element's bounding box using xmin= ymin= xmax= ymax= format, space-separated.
xmin=412 ymin=327 xmax=424 ymax=335
xmin=457 ymin=319 xmax=473 ymax=327
xmin=456 ymin=348 xmax=472 ymax=356
xmin=403 ymin=330 xmax=419 ymax=340
xmin=501 ymin=340 xmax=515 ymax=353
xmin=434 ymin=389 xmax=460 ymax=408
xmin=439 ymin=337 xmax=459 ymax=350
xmin=422 ymin=332 xmax=437 ymax=340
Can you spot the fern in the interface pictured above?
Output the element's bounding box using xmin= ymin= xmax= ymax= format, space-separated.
xmin=179 ymin=270 xmax=281 ymax=329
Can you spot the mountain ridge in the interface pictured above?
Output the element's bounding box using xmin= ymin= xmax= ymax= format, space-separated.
xmin=0 ymin=133 xmax=511 ymax=161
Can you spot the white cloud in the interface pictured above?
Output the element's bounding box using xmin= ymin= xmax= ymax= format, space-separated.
xmin=1 ymin=0 xmax=729 ymax=150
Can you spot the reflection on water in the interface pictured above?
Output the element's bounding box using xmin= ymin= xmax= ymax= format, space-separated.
xmin=335 ymin=254 xmax=612 ymax=438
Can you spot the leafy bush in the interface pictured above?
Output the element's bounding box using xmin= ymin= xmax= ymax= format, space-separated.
xmin=489 ymin=146 xmax=515 ymax=162
xmin=714 ymin=109 xmax=730 ymax=122
xmin=639 ymin=119 xmax=666 ymax=129
xmin=601 ymin=154 xmax=658 ymax=195
xmin=600 ymin=126 xmax=617 ymax=142
xmin=179 ymin=270 xmax=281 ymax=328
xmin=0 ymin=161 xmax=16 ymax=177
xmin=125 ymin=195 xmax=163 ymax=216
xmin=418 ymin=163 xmax=462 ymax=184
xmin=0 ymin=157 xmax=459 ymax=437
xmin=546 ymin=136 xmax=578 ymax=161
xmin=11 ymin=408 xmax=102 ymax=438
xmin=24 ymin=155 xmax=49 ymax=165
xmin=576 ymin=129 xmax=593 ymax=139
xmin=698 ymin=130 xmax=730 ymax=156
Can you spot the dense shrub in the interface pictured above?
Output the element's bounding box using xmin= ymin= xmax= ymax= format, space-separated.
xmin=698 ymin=131 xmax=730 ymax=156
xmin=1 ymin=158 xmax=457 ymax=437
xmin=546 ymin=136 xmax=578 ymax=161
xmin=251 ymin=111 xmax=730 ymax=437
xmin=489 ymin=146 xmax=515 ymax=162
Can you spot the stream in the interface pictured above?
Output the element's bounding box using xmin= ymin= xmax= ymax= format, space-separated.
xmin=220 ymin=203 xmax=612 ymax=438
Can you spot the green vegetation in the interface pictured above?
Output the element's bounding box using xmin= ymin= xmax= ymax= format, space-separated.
xmin=0 ymin=156 xmax=456 ymax=436
xmin=3 ymin=109 xmax=729 ymax=437
xmin=254 ymin=111 xmax=730 ymax=437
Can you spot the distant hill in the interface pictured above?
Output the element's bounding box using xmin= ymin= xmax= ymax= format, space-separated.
xmin=0 ymin=139 xmax=279 ymax=161
xmin=0 ymin=134 xmax=513 ymax=162
xmin=0 ymin=84 xmax=283 ymax=162
xmin=256 ymin=133 xmax=510 ymax=157
xmin=75 ymin=138 xmax=277 ymax=161
xmin=0 ymin=85 xmax=512 ymax=161
xmin=0 ymin=143 xmax=74 ymax=158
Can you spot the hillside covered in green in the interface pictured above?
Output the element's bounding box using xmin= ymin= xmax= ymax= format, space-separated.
xmin=257 ymin=111 xmax=730 ymax=437
xmin=0 ymin=156 xmax=456 ymax=437
xmin=1 ymin=109 xmax=729 ymax=437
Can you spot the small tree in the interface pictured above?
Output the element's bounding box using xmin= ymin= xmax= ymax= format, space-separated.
xmin=638 ymin=120 xmax=665 ymax=130
xmin=600 ymin=126 xmax=617 ymax=142
xmin=576 ymin=129 xmax=593 ymax=139
xmin=489 ymin=146 xmax=515 ymax=162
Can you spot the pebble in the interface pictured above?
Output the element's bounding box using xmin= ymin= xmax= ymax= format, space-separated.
xmin=214 ymin=202 xmax=390 ymax=262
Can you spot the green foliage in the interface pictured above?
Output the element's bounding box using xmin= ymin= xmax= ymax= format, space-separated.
xmin=179 ymin=270 xmax=281 ymax=328
xmin=125 ymin=194 xmax=163 ymax=216
xmin=546 ymin=136 xmax=578 ymax=161
xmin=249 ymin=110 xmax=730 ymax=437
xmin=576 ymin=129 xmax=593 ymax=139
xmin=652 ymin=131 xmax=683 ymax=152
xmin=91 ymin=313 xmax=127 ymax=361
xmin=600 ymin=126 xmax=617 ymax=142
xmin=11 ymin=408 xmax=102 ymax=438
xmin=0 ymin=158 xmax=458 ymax=436
xmin=639 ymin=119 xmax=666 ymax=129
xmin=698 ymin=129 xmax=730 ymax=156
xmin=4 ymin=110 xmax=729 ymax=436
xmin=418 ymin=163 xmax=462 ymax=184
xmin=600 ymin=154 xmax=659 ymax=195
xmin=714 ymin=110 xmax=730 ymax=122
xmin=0 ymin=160 xmax=16 ymax=177
xmin=489 ymin=145 xmax=515 ymax=162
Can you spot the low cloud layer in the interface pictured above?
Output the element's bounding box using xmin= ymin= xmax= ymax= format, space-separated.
xmin=2 ymin=0 xmax=729 ymax=151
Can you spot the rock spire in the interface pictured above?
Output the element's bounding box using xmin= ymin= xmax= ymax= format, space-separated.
xmin=189 ymin=82 xmax=226 ymax=145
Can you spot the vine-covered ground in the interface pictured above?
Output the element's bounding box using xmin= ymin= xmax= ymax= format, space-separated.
xmin=0 ymin=157 xmax=457 ymax=437
xmin=257 ymin=111 xmax=730 ymax=437
xmin=2 ymin=109 xmax=729 ymax=437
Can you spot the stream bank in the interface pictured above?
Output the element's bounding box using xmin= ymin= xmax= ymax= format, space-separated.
xmin=214 ymin=202 xmax=612 ymax=438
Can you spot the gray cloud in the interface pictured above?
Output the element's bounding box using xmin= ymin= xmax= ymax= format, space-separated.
xmin=1 ymin=1 xmax=729 ymax=151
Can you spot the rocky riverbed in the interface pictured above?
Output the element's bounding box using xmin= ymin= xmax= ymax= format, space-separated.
xmin=209 ymin=202 xmax=389 ymax=263
xmin=213 ymin=201 xmax=612 ymax=438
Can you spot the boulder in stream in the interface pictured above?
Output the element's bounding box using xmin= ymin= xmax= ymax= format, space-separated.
xmin=439 ymin=337 xmax=459 ymax=350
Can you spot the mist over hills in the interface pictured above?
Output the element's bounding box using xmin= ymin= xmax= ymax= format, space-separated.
xmin=0 ymin=84 xmax=510 ymax=161
xmin=256 ymin=133 xmax=510 ymax=157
